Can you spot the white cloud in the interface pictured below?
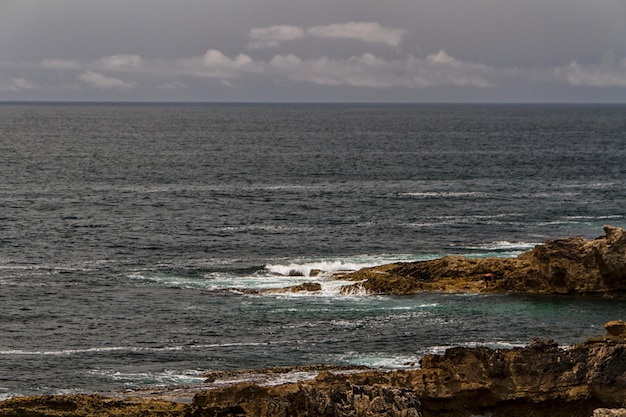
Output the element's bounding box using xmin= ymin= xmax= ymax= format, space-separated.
xmin=196 ymin=49 xmax=254 ymax=78
xmin=35 ymin=46 xmax=626 ymax=96
xmin=1 ymin=77 xmax=41 ymax=91
xmin=267 ymin=50 xmax=494 ymax=88
xmin=79 ymin=71 xmax=135 ymax=89
xmin=54 ymin=49 xmax=492 ymax=90
xmin=98 ymin=54 xmax=143 ymax=71
xmin=248 ymin=25 xmax=305 ymax=49
xmin=307 ymin=22 xmax=406 ymax=48
xmin=248 ymin=22 xmax=405 ymax=49
xmin=554 ymin=59 xmax=626 ymax=87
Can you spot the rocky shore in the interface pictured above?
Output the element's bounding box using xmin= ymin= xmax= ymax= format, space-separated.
xmin=1 ymin=321 xmax=625 ymax=416
xmin=333 ymin=225 xmax=626 ymax=295
xmin=2 ymin=227 xmax=625 ymax=416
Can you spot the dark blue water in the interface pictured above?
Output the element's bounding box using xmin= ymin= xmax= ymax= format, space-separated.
xmin=1 ymin=103 xmax=625 ymax=398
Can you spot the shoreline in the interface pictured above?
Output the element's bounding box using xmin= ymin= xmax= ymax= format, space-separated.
xmin=1 ymin=321 xmax=625 ymax=416
xmin=1 ymin=226 xmax=624 ymax=415
xmin=263 ymin=225 xmax=626 ymax=297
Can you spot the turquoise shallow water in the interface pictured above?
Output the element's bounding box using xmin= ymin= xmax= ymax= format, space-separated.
xmin=1 ymin=103 xmax=625 ymax=398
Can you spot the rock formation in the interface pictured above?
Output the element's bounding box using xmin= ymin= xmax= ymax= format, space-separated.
xmin=338 ymin=225 xmax=626 ymax=295
xmin=1 ymin=321 xmax=625 ymax=417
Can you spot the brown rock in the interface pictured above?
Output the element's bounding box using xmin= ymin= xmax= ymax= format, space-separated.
xmin=605 ymin=320 xmax=626 ymax=338
xmin=338 ymin=226 xmax=626 ymax=295
xmin=192 ymin=380 xmax=421 ymax=417
xmin=594 ymin=409 xmax=626 ymax=417
xmin=0 ymin=394 xmax=185 ymax=416
xmin=2 ymin=322 xmax=625 ymax=417
xmin=264 ymin=282 xmax=323 ymax=294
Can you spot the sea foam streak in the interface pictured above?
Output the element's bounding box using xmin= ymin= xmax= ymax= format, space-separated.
xmin=90 ymin=369 xmax=206 ymax=388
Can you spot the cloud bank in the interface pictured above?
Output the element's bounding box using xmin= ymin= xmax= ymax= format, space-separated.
xmin=3 ymin=20 xmax=625 ymax=99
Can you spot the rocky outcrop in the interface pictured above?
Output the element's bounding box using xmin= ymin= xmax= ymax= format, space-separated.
xmin=339 ymin=225 xmax=626 ymax=295
xmin=2 ymin=321 xmax=624 ymax=417
xmin=594 ymin=409 xmax=626 ymax=417
xmin=192 ymin=381 xmax=421 ymax=417
xmin=0 ymin=394 xmax=185 ymax=416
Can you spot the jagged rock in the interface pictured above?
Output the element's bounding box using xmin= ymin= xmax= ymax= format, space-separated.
xmin=605 ymin=320 xmax=626 ymax=339
xmin=2 ymin=322 xmax=625 ymax=416
xmin=309 ymin=269 xmax=324 ymax=277
xmin=192 ymin=380 xmax=421 ymax=417
xmin=264 ymin=282 xmax=323 ymax=294
xmin=0 ymin=394 xmax=185 ymax=416
xmin=339 ymin=226 xmax=626 ymax=295
xmin=594 ymin=409 xmax=626 ymax=417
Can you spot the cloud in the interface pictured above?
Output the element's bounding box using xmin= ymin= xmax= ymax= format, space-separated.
xmin=554 ymin=58 xmax=626 ymax=87
xmin=268 ymin=50 xmax=495 ymax=88
xmin=248 ymin=25 xmax=305 ymax=49
xmin=41 ymin=55 xmax=142 ymax=72
xmin=35 ymin=46 xmax=626 ymax=97
xmin=36 ymin=49 xmax=495 ymax=91
xmin=248 ymin=22 xmax=405 ymax=49
xmin=79 ymin=71 xmax=135 ymax=89
xmin=307 ymin=22 xmax=406 ymax=48
xmin=98 ymin=54 xmax=143 ymax=71
xmin=196 ymin=49 xmax=253 ymax=78
xmin=1 ymin=77 xmax=41 ymax=91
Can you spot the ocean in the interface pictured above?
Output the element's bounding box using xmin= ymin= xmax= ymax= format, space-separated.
xmin=1 ymin=103 xmax=625 ymax=399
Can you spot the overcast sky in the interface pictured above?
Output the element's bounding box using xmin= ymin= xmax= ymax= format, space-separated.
xmin=2 ymin=0 xmax=626 ymax=102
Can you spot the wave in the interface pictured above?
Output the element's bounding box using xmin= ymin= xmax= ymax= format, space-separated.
xmin=401 ymin=191 xmax=488 ymax=198
xmin=0 ymin=342 xmax=275 ymax=357
xmin=332 ymin=352 xmax=423 ymax=369
xmin=265 ymin=254 xmax=436 ymax=278
xmin=129 ymin=254 xmax=434 ymax=294
xmin=90 ymin=369 xmax=206 ymax=387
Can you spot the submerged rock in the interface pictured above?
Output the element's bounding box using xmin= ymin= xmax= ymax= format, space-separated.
xmin=339 ymin=225 xmax=626 ymax=295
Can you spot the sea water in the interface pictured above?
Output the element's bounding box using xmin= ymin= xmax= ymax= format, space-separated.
xmin=1 ymin=103 xmax=625 ymax=398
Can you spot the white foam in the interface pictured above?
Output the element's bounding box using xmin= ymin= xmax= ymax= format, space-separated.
xmin=92 ymin=369 xmax=206 ymax=386
xmin=0 ymin=346 xmax=129 ymax=356
xmin=464 ymin=241 xmax=540 ymax=251
xmin=130 ymin=254 xmax=434 ymax=295
xmin=336 ymin=352 xmax=422 ymax=369
xmin=265 ymin=254 xmax=434 ymax=278
xmin=401 ymin=191 xmax=488 ymax=198
xmin=0 ymin=345 xmax=189 ymax=357
xmin=208 ymin=371 xmax=319 ymax=389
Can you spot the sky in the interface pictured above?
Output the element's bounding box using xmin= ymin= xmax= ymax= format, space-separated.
xmin=1 ymin=0 xmax=626 ymax=102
